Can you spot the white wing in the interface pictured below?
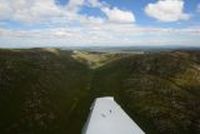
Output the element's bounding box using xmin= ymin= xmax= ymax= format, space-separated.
xmin=82 ymin=97 xmax=145 ymax=134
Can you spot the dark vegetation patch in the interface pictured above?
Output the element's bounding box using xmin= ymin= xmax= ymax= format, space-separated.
xmin=0 ymin=49 xmax=200 ymax=134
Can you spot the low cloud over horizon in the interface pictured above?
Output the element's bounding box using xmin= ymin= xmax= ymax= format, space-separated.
xmin=0 ymin=0 xmax=200 ymax=48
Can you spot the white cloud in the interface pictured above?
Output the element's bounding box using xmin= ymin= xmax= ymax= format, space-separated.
xmin=102 ymin=7 xmax=135 ymax=23
xmin=0 ymin=0 xmax=135 ymax=24
xmin=85 ymin=0 xmax=135 ymax=24
xmin=1 ymin=23 xmax=200 ymax=47
xmin=67 ymin=0 xmax=85 ymax=12
xmin=0 ymin=0 xmax=64 ymax=23
xmin=0 ymin=0 xmax=199 ymax=47
xmin=145 ymin=0 xmax=190 ymax=22
xmin=0 ymin=0 xmax=12 ymax=20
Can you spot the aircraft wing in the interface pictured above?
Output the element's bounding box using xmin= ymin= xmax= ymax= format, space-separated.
xmin=82 ymin=97 xmax=145 ymax=134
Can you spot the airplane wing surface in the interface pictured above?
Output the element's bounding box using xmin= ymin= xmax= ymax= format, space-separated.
xmin=82 ymin=97 xmax=145 ymax=134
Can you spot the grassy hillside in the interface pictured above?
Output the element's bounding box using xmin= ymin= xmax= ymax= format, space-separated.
xmin=71 ymin=51 xmax=124 ymax=69
xmin=91 ymin=52 xmax=200 ymax=134
xmin=0 ymin=48 xmax=199 ymax=134
xmin=0 ymin=49 xmax=93 ymax=134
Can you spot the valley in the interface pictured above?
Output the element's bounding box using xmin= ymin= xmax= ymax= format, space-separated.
xmin=0 ymin=48 xmax=200 ymax=134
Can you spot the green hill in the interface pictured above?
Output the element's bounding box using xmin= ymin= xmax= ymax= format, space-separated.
xmin=0 ymin=48 xmax=199 ymax=134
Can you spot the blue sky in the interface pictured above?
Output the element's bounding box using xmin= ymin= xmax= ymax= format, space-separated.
xmin=0 ymin=0 xmax=200 ymax=48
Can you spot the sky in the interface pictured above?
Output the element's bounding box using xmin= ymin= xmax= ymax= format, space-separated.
xmin=0 ymin=0 xmax=200 ymax=48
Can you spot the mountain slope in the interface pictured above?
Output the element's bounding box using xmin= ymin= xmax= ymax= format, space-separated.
xmin=91 ymin=52 xmax=200 ymax=134
xmin=0 ymin=49 xmax=93 ymax=134
xmin=0 ymin=48 xmax=199 ymax=134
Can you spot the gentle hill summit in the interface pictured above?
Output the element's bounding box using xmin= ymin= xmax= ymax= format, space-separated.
xmin=72 ymin=51 xmax=123 ymax=69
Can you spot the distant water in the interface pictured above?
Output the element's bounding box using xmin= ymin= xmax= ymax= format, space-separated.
xmin=60 ymin=46 xmax=200 ymax=54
